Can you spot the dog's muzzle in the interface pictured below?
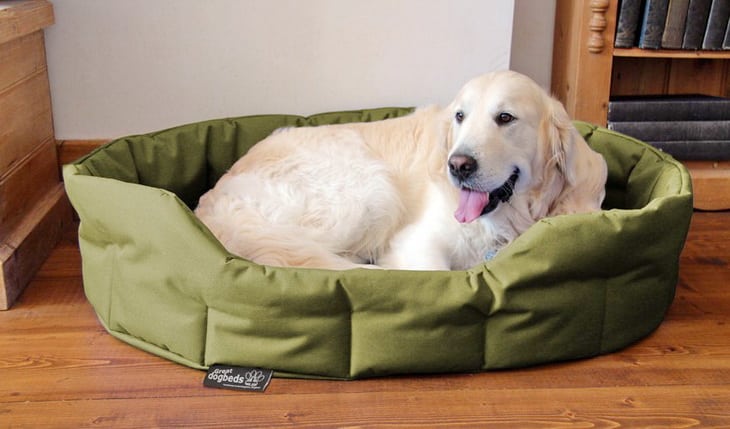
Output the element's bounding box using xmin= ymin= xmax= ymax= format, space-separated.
xmin=450 ymin=153 xmax=520 ymax=223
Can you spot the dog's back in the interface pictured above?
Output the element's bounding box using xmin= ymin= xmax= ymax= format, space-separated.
xmin=195 ymin=108 xmax=449 ymax=269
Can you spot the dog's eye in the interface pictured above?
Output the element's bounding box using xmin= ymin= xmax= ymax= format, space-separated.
xmin=496 ymin=112 xmax=515 ymax=125
xmin=455 ymin=111 xmax=465 ymax=124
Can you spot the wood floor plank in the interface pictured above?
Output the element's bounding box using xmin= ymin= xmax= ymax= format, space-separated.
xmin=0 ymin=212 xmax=729 ymax=426
xmin=3 ymin=345 xmax=730 ymax=405
xmin=2 ymin=386 xmax=730 ymax=428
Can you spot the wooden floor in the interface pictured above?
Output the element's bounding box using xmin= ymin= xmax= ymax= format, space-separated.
xmin=1 ymin=211 xmax=729 ymax=428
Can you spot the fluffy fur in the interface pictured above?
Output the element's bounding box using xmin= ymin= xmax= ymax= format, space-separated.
xmin=195 ymin=70 xmax=608 ymax=270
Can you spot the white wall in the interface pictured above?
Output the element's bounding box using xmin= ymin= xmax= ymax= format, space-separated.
xmin=510 ymin=0 xmax=555 ymax=91
xmin=45 ymin=0 xmax=554 ymax=139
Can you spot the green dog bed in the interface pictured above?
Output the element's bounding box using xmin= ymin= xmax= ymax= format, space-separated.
xmin=63 ymin=108 xmax=693 ymax=379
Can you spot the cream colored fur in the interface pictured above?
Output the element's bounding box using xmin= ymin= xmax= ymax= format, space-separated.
xmin=195 ymin=70 xmax=607 ymax=270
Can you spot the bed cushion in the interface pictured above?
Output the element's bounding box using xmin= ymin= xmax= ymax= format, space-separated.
xmin=62 ymin=108 xmax=693 ymax=379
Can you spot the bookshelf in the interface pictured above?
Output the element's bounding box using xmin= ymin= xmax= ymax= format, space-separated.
xmin=614 ymin=48 xmax=730 ymax=59
xmin=551 ymin=0 xmax=730 ymax=211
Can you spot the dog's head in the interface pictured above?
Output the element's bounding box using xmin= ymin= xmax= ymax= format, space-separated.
xmin=447 ymin=70 xmax=607 ymax=224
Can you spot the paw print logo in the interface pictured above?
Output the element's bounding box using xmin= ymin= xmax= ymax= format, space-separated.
xmin=244 ymin=369 xmax=266 ymax=387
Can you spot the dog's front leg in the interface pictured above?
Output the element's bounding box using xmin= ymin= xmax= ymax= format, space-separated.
xmin=379 ymin=218 xmax=453 ymax=271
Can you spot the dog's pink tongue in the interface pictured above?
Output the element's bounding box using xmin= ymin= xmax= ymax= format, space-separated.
xmin=455 ymin=189 xmax=490 ymax=223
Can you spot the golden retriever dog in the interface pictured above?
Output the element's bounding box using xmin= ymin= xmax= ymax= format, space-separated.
xmin=195 ymin=70 xmax=607 ymax=270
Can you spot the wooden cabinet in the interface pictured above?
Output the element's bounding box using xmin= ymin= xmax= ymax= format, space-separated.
xmin=0 ymin=0 xmax=72 ymax=309
xmin=551 ymin=0 xmax=730 ymax=211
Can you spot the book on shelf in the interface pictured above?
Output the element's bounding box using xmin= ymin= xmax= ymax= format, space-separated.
xmin=639 ymin=0 xmax=671 ymax=49
xmin=682 ymin=0 xmax=712 ymax=49
xmin=608 ymin=94 xmax=730 ymax=160
xmin=617 ymin=0 xmax=730 ymax=51
xmin=608 ymin=120 xmax=730 ymax=141
xmin=646 ymin=140 xmax=730 ymax=160
xmin=608 ymin=94 xmax=730 ymax=122
xmin=701 ymin=0 xmax=730 ymax=50
xmin=609 ymin=120 xmax=730 ymax=141
xmin=662 ymin=0 xmax=691 ymax=49
xmin=615 ymin=0 xmax=644 ymax=48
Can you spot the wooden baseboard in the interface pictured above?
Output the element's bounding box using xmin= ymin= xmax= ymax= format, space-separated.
xmin=0 ymin=184 xmax=72 ymax=310
xmin=57 ymin=139 xmax=109 ymax=166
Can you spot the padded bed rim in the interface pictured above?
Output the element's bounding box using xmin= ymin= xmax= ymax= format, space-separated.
xmin=62 ymin=111 xmax=693 ymax=379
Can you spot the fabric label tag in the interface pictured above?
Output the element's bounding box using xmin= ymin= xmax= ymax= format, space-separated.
xmin=204 ymin=364 xmax=273 ymax=392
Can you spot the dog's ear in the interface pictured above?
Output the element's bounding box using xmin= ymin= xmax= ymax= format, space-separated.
xmin=541 ymin=97 xmax=607 ymax=216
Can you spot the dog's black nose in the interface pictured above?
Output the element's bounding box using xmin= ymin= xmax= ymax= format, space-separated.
xmin=448 ymin=154 xmax=478 ymax=181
